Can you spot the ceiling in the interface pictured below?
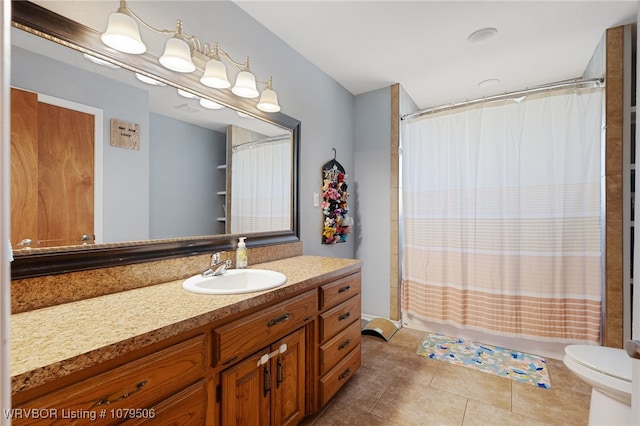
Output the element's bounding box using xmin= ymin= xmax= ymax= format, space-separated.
xmin=234 ymin=1 xmax=639 ymax=110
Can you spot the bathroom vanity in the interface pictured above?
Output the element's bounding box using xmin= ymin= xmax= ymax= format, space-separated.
xmin=10 ymin=256 xmax=362 ymax=425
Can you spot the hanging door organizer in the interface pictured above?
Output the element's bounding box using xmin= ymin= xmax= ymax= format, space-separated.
xmin=321 ymin=149 xmax=352 ymax=244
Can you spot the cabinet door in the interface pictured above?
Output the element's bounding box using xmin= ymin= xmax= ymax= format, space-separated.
xmin=220 ymin=328 xmax=306 ymax=426
xmin=220 ymin=351 xmax=271 ymax=426
xmin=272 ymin=328 xmax=305 ymax=426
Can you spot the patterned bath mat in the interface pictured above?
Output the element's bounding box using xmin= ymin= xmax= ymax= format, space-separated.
xmin=417 ymin=333 xmax=551 ymax=389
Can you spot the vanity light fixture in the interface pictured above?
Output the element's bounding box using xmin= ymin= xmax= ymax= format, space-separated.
xmin=256 ymin=77 xmax=280 ymax=112
xmin=231 ymin=57 xmax=260 ymax=98
xmin=101 ymin=6 xmax=146 ymax=54
xmin=200 ymin=42 xmax=231 ymax=89
xmin=158 ymin=20 xmax=196 ymax=73
xmin=101 ymin=0 xmax=281 ymax=112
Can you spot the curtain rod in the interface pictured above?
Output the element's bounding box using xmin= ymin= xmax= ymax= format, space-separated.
xmin=401 ymin=77 xmax=604 ymax=121
xmin=232 ymin=133 xmax=290 ymax=151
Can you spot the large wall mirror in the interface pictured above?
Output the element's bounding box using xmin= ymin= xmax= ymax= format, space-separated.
xmin=10 ymin=1 xmax=300 ymax=279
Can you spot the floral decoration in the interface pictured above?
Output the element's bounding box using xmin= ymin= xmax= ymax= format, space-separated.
xmin=322 ymin=164 xmax=352 ymax=244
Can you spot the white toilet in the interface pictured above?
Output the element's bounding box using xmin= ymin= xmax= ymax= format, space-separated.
xmin=564 ymin=345 xmax=633 ymax=426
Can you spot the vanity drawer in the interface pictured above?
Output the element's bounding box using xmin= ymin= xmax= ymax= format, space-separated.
xmin=319 ymin=320 xmax=361 ymax=375
xmin=319 ymin=295 xmax=360 ymax=342
xmin=319 ymin=345 xmax=361 ymax=406
xmin=215 ymin=290 xmax=317 ymax=365
xmin=14 ymin=335 xmax=206 ymax=426
xmin=319 ymin=273 xmax=361 ymax=310
xmin=124 ymin=379 xmax=207 ymax=425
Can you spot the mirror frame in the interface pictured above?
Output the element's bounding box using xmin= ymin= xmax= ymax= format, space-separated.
xmin=10 ymin=1 xmax=300 ymax=279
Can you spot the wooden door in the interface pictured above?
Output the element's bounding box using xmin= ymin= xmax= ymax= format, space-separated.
xmin=37 ymin=101 xmax=94 ymax=247
xmin=10 ymin=88 xmax=38 ymax=247
xmin=220 ymin=350 xmax=271 ymax=426
xmin=10 ymin=88 xmax=95 ymax=248
xmin=271 ymin=328 xmax=305 ymax=426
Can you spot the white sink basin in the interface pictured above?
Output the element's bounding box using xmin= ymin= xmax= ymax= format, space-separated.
xmin=182 ymin=269 xmax=287 ymax=295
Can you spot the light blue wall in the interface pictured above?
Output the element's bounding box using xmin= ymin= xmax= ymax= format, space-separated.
xmin=354 ymin=87 xmax=392 ymax=318
xmin=149 ymin=113 xmax=226 ymax=239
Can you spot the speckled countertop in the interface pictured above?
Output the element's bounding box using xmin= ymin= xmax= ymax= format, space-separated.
xmin=11 ymin=255 xmax=361 ymax=394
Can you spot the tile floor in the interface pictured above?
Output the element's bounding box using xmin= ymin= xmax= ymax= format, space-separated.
xmin=301 ymin=327 xmax=593 ymax=426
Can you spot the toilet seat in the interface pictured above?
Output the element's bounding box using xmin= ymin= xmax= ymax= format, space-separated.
xmin=564 ymin=345 xmax=632 ymax=405
xmin=565 ymin=345 xmax=632 ymax=382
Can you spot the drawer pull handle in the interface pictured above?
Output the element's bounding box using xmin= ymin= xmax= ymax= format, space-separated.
xmin=267 ymin=313 xmax=290 ymax=327
xmin=338 ymin=285 xmax=351 ymax=293
xmin=338 ymin=368 xmax=351 ymax=380
xmin=338 ymin=312 xmax=351 ymax=321
xmin=263 ymin=365 xmax=271 ymax=397
xmin=338 ymin=339 xmax=351 ymax=350
xmin=94 ymin=380 xmax=148 ymax=407
xmin=276 ymin=357 xmax=284 ymax=388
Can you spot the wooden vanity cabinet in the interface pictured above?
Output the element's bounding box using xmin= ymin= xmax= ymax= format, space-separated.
xmin=220 ymin=328 xmax=306 ymax=426
xmin=214 ymin=290 xmax=316 ymax=425
xmin=12 ymin=268 xmax=363 ymax=425
xmin=317 ymin=273 xmax=362 ymax=407
xmin=12 ymin=335 xmax=208 ymax=426
xmin=123 ymin=380 xmax=208 ymax=426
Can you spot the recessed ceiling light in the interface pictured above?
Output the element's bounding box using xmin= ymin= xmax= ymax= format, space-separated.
xmin=478 ymin=78 xmax=501 ymax=89
xmin=467 ymin=27 xmax=498 ymax=46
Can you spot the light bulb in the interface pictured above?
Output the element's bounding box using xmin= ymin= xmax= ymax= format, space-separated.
xmin=101 ymin=11 xmax=146 ymax=54
xmin=159 ymin=38 xmax=195 ymax=73
xmin=200 ymin=58 xmax=231 ymax=89
xmin=257 ymin=88 xmax=280 ymax=112
xmin=232 ymin=71 xmax=259 ymax=98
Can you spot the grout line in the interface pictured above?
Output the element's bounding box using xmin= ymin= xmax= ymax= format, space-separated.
xmin=460 ymin=398 xmax=470 ymax=426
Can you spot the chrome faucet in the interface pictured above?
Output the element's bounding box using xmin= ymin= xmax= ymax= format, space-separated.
xmin=202 ymin=252 xmax=232 ymax=277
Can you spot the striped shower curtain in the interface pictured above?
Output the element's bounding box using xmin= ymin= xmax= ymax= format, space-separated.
xmin=401 ymin=87 xmax=604 ymax=343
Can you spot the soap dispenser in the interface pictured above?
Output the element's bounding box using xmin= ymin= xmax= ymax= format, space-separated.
xmin=236 ymin=237 xmax=248 ymax=269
